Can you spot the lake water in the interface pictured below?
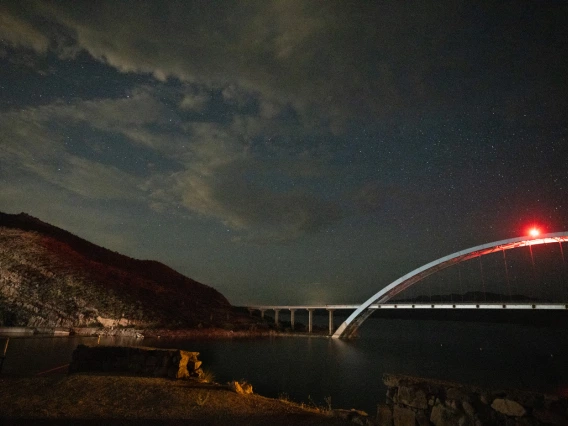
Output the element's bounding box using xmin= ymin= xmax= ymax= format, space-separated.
xmin=2 ymin=316 xmax=567 ymax=414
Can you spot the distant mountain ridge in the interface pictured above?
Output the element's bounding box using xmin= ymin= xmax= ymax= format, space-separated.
xmin=0 ymin=212 xmax=236 ymax=329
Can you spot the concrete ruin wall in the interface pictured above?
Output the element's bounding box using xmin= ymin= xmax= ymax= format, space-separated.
xmin=377 ymin=374 xmax=567 ymax=426
xmin=69 ymin=345 xmax=203 ymax=380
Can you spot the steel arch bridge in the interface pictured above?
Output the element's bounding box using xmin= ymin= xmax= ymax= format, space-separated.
xmin=332 ymin=231 xmax=568 ymax=339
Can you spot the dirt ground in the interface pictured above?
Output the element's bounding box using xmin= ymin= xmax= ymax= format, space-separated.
xmin=0 ymin=374 xmax=365 ymax=425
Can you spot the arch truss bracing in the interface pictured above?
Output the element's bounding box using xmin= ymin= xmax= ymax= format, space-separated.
xmin=332 ymin=232 xmax=568 ymax=339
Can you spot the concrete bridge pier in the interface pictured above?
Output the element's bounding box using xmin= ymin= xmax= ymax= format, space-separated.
xmin=327 ymin=309 xmax=335 ymax=336
xmin=289 ymin=309 xmax=296 ymax=330
xmin=307 ymin=309 xmax=314 ymax=333
xmin=260 ymin=309 xmax=266 ymax=319
xmin=274 ymin=309 xmax=280 ymax=326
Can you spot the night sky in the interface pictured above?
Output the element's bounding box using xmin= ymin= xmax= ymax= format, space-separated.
xmin=1 ymin=1 xmax=567 ymax=305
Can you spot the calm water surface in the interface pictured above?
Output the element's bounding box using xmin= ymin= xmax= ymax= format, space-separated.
xmin=2 ymin=317 xmax=567 ymax=413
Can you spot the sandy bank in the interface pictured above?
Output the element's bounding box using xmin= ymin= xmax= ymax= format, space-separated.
xmin=0 ymin=374 xmax=361 ymax=425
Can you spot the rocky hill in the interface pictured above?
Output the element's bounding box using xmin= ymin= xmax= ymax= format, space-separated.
xmin=0 ymin=212 xmax=240 ymax=329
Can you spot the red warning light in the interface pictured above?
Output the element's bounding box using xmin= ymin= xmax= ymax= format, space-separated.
xmin=529 ymin=228 xmax=540 ymax=237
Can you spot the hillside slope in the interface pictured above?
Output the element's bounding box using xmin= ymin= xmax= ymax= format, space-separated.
xmin=0 ymin=212 xmax=236 ymax=329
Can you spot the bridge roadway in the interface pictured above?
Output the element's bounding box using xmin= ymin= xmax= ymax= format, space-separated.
xmin=247 ymin=303 xmax=568 ymax=335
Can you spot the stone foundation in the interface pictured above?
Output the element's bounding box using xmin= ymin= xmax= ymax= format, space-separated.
xmin=69 ymin=345 xmax=203 ymax=380
xmin=378 ymin=374 xmax=567 ymax=426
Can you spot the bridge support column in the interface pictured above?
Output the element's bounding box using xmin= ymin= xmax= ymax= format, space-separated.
xmin=327 ymin=309 xmax=335 ymax=336
xmin=274 ymin=309 xmax=280 ymax=326
xmin=289 ymin=309 xmax=296 ymax=330
xmin=307 ymin=309 xmax=314 ymax=333
xmin=259 ymin=309 xmax=266 ymax=319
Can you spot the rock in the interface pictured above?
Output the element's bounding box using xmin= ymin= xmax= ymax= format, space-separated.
xmin=69 ymin=345 xmax=202 ymax=380
xmin=462 ymin=400 xmax=476 ymax=417
xmin=376 ymin=404 xmax=393 ymax=426
xmin=398 ymin=385 xmax=428 ymax=409
xmin=351 ymin=416 xmax=365 ymax=425
xmin=507 ymin=391 xmax=542 ymax=409
xmin=383 ymin=374 xmax=400 ymax=388
xmin=533 ymin=408 xmax=566 ymax=425
xmin=491 ymin=399 xmax=526 ymax=417
xmin=393 ymin=405 xmax=415 ymax=426
xmin=415 ymin=411 xmax=430 ymax=426
xmin=332 ymin=410 xmax=352 ymax=420
xmin=508 ymin=418 xmax=539 ymax=426
xmin=187 ymin=360 xmax=202 ymax=371
xmin=332 ymin=409 xmax=368 ymax=423
xmin=241 ymin=382 xmax=253 ymax=394
xmin=192 ymin=368 xmax=204 ymax=380
xmin=445 ymin=399 xmax=458 ymax=410
xmin=430 ymin=403 xmax=461 ymax=426
xmin=447 ymin=387 xmax=471 ymax=402
xmin=145 ymin=355 xmax=157 ymax=367
xmin=228 ymin=380 xmax=253 ymax=395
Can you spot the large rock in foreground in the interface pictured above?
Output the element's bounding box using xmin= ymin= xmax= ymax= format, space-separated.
xmin=69 ymin=345 xmax=203 ymax=379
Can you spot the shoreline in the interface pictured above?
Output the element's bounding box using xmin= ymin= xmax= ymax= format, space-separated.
xmin=0 ymin=326 xmax=331 ymax=339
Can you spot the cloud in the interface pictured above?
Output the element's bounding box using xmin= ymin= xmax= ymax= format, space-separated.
xmin=160 ymin=120 xmax=343 ymax=241
xmin=1 ymin=1 xmax=470 ymax=130
xmin=179 ymin=86 xmax=209 ymax=112
xmin=0 ymin=85 xmax=343 ymax=242
xmin=0 ymin=95 xmax=157 ymax=201
xmin=0 ymin=6 xmax=50 ymax=52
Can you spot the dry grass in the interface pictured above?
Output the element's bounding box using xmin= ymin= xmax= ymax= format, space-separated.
xmin=0 ymin=374 xmax=354 ymax=425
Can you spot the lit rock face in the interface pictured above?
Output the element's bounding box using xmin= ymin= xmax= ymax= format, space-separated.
xmin=228 ymin=380 xmax=253 ymax=395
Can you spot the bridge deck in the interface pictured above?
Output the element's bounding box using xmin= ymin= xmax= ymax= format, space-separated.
xmin=248 ymin=303 xmax=568 ymax=310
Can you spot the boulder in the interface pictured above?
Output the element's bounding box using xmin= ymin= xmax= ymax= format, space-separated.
xmin=376 ymin=404 xmax=393 ymax=426
xmin=398 ymin=385 xmax=428 ymax=409
xmin=332 ymin=408 xmax=368 ymax=421
xmin=491 ymin=398 xmax=526 ymax=417
xmin=533 ymin=408 xmax=566 ymax=425
xmin=446 ymin=387 xmax=471 ymax=402
xmin=462 ymin=400 xmax=476 ymax=417
xmin=393 ymin=405 xmax=415 ymax=426
xmin=386 ymin=387 xmax=397 ymax=403
xmin=69 ymin=345 xmax=202 ymax=379
xmin=383 ymin=374 xmax=400 ymax=388
xmin=415 ymin=411 xmax=430 ymax=426
xmin=228 ymin=380 xmax=253 ymax=395
xmin=430 ymin=403 xmax=461 ymax=426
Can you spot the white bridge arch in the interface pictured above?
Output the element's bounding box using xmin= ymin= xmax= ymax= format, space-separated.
xmin=332 ymin=231 xmax=568 ymax=338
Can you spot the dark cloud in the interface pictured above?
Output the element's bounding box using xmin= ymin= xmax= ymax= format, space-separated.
xmin=2 ymin=1 xmax=566 ymax=131
xmin=0 ymin=1 xmax=467 ymax=126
